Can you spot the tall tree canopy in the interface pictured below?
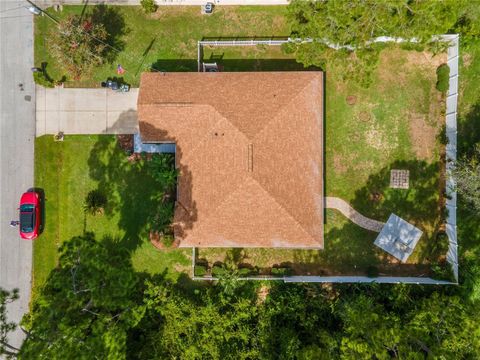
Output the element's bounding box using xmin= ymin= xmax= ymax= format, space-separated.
xmin=19 ymin=234 xmax=142 ymax=359
xmin=286 ymin=0 xmax=480 ymax=86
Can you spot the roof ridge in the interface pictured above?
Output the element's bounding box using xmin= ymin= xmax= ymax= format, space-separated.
xmin=252 ymin=75 xmax=321 ymax=142
xmin=183 ymin=176 xmax=317 ymax=245
xmin=248 ymin=177 xmax=317 ymax=244
xmin=251 ymin=75 xmax=322 ymax=237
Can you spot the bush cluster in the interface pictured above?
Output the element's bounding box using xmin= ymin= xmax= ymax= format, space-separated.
xmin=436 ymin=64 xmax=450 ymax=93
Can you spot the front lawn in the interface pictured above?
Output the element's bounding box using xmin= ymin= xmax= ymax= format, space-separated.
xmin=33 ymin=136 xmax=191 ymax=298
xmin=34 ymin=5 xmax=290 ymax=86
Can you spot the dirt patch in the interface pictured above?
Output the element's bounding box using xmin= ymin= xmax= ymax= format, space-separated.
xmin=333 ymin=154 xmax=348 ymax=174
xmin=408 ymin=112 xmax=438 ymax=160
xmin=117 ymin=134 xmax=133 ymax=153
xmin=358 ymin=111 xmax=372 ymax=122
xmin=378 ymin=48 xmax=446 ymax=90
xmin=346 ymin=95 xmax=357 ymax=105
xmin=257 ymin=285 xmax=270 ymax=304
xmin=462 ymin=53 xmax=473 ymax=68
xmin=405 ymin=50 xmax=447 ymax=69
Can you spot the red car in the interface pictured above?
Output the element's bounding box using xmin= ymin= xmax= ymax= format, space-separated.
xmin=19 ymin=191 xmax=41 ymax=240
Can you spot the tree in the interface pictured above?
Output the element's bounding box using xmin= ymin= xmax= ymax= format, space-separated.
xmin=84 ymin=189 xmax=108 ymax=215
xmin=452 ymin=144 xmax=480 ymax=211
xmin=20 ymin=233 xmax=143 ymax=359
xmin=49 ymin=15 xmax=108 ymax=80
xmin=0 ymin=288 xmax=20 ymax=359
xmin=286 ymin=0 xmax=480 ymax=86
xmin=147 ymin=154 xmax=178 ymax=193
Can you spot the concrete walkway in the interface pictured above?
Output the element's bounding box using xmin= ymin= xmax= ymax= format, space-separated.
xmin=325 ymin=197 xmax=385 ymax=232
xmin=36 ymin=86 xmax=139 ymax=136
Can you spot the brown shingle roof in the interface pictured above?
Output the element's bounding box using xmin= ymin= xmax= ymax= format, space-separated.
xmin=138 ymin=72 xmax=324 ymax=248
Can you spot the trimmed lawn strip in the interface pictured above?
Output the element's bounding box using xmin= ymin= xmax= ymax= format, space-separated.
xmin=34 ymin=5 xmax=290 ymax=86
xmin=33 ymin=136 xmax=190 ymax=298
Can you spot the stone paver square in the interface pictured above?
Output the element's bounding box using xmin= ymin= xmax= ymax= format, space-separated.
xmin=390 ymin=169 xmax=409 ymax=189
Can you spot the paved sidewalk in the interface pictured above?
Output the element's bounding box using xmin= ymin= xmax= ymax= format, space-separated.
xmin=37 ymin=0 xmax=288 ymax=6
xmin=325 ymin=197 xmax=385 ymax=233
xmin=36 ymin=86 xmax=139 ymax=136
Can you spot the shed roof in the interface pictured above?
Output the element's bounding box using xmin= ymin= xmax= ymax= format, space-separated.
xmin=138 ymin=72 xmax=324 ymax=248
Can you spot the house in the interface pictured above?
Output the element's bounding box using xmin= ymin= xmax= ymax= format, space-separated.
xmin=137 ymin=72 xmax=324 ymax=248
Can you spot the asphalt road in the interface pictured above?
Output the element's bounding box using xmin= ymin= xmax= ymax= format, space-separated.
xmin=0 ymin=0 xmax=35 ymax=351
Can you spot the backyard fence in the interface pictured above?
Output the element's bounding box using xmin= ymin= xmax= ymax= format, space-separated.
xmin=194 ymin=34 xmax=459 ymax=284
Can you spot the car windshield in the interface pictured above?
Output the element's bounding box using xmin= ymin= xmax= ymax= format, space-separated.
xmin=20 ymin=204 xmax=34 ymax=212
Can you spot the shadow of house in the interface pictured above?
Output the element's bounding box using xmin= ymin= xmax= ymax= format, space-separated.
xmin=104 ymin=108 xmax=139 ymax=135
xmin=150 ymin=58 xmax=320 ymax=73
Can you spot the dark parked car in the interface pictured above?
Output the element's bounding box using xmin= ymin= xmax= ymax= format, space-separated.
xmin=19 ymin=191 xmax=40 ymax=240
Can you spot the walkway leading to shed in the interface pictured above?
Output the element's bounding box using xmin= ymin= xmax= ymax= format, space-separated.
xmin=325 ymin=196 xmax=385 ymax=232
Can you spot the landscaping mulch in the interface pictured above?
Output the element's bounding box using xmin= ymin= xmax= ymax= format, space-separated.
xmin=117 ymin=134 xmax=134 ymax=153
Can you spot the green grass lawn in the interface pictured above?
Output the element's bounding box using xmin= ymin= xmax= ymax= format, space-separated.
xmin=34 ymin=5 xmax=289 ymax=86
xmin=33 ymin=135 xmax=191 ymax=298
xmin=34 ymin=5 xmax=450 ymax=280
xmin=197 ymin=46 xmax=448 ymax=277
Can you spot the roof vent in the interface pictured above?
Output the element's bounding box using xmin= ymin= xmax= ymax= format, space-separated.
xmin=248 ymin=144 xmax=253 ymax=172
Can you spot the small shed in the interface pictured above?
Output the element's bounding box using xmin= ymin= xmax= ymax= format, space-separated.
xmin=374 ymin=214 xmax=423 ymax=263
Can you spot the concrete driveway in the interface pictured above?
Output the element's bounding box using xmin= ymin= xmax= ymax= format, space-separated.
xmin=36 ymin=86 xmax=139 ymax=136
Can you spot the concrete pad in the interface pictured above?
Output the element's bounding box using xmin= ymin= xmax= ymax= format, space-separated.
xmin=59 ymin=89 xmax=107 ymax=111
xmin=107 ymin=89 xmax=139 ymax=111
xmin=106 ymin=110 xmax=139 ymax=134
xmin=59 ymin=112 xmax=107 ymax=134
xmin=35 ymin=111 xmax=46 ymax=136
xmin=374 ymin=214 xmax=423 ymax=263
xmin=44 ymin=87 xmax=60 ymax=111
xmin=35 ymin=85 xmax=46 ymax=111
xmin=44 ymin=111 xmax=60 ymax=134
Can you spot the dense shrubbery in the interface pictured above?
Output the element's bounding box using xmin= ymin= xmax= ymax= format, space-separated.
xmin=436 ymin=64 xmax=450 ymax=93
xmin=33 ymin=72 xmax=54 ymax=88
xmin=140 ymin=0 xmax=157 ymax=14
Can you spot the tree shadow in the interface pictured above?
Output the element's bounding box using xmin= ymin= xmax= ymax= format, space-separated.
xmin=90 ymin=4 xmax=128 ymax=63
xmin=457 ymin=102 xmax=480 ymax=157
xmin=293 ymin=158 xmax=446 ymax=277
xmin=87 ymin=123 xmax=197 ymax=254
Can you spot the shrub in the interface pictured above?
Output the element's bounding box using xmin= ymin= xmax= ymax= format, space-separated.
xmin=161 ymin=234 xmax=174 ymax=248
xmin=84 ymin=189 xmax=107 ymax=215
xmin=238 ymin=268 xmax=252 ymax=277
xmin=141 ymin=0 xmax=157 ymax=14
xmin=194 ymin=265 xmax=207 ymax=277
xmin=33 ymin=72 xmax=54 ymax=88
xmin=49 ymin=15 xmax=108 ymax=80
xmin=212 ymin=265 xmax=226 ymax=277
xmin=271 ymin=267 xmax=293 ymax=276
xmin=436 ymin=64 xmax=450 ymax=93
